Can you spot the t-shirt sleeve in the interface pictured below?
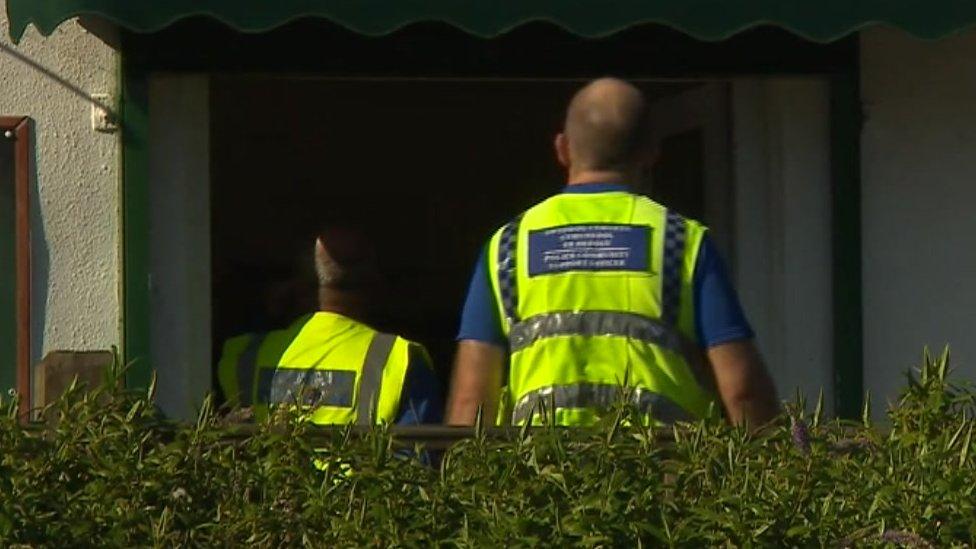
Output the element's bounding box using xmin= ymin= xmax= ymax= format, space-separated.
xmin=395 ymin=343 xmax=445 ymax=425
xmin=693 ymin=234 xmax=755 ymax=348
xmin=456 ymin=244 xmax=507 ymax=347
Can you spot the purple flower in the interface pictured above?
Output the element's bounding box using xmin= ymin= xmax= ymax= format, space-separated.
xmin=881 ymin=529 xmax=931 ymax=548
xmin=791 ymin=416 xmax=811 ymax=454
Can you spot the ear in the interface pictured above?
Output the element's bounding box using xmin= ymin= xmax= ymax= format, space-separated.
xmin=554 ymin=133 xmax=570 ymax=168
xmin=314 ymin=237 xmax=335 ymax=282
xmin=315 ymin=237 xmax=329 ymax=263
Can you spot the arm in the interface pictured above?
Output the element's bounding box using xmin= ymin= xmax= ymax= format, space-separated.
xmin=445 ymin=340 xmax=505 ymax=426
xmin=692 ymin=235 xmax=780 ymax=427
xmin=446 ymin=246 xmax=508 ymax=426
xmin=706 ymin=340 xmax=780 ymax=427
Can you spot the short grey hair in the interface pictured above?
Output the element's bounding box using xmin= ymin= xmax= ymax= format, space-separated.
xmin=313 ymin=228 xmax=379 ymax=291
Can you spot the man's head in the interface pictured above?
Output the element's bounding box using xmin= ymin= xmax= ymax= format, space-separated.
xmin=556 ymin=78 xmax=653 ymax=180
xmin=314 ymin=227 xmax=382 ymax=320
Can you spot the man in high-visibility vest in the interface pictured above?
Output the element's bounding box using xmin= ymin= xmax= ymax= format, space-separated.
xmin=446 ymin=78 xmax=779 ymax=427
xmin=218 ymin=228 xmax=442 ymax=425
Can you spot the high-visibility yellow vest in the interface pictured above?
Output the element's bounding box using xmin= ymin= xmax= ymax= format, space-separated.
xmin=217 ymin=312 xmax=420 ymax=425
xmin=487 ymin=190 xmax=717 ymax=425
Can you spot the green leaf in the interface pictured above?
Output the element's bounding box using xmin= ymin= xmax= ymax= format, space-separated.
xmin=959 ymin=423 xmax=974 ymax=467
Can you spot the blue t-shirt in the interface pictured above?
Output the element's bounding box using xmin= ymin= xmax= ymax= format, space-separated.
xmin=395 ymin=345 xmax=444 ymax=425
xmin=456 ymin=183 xmax=754 ymax=348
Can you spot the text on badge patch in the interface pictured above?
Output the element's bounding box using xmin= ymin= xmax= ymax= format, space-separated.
xmin=527 ymin=224 xmax=651 ymax=276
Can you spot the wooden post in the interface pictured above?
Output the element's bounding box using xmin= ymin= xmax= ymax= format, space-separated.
xmin=33 ymin=350 xmax=115 ymax=417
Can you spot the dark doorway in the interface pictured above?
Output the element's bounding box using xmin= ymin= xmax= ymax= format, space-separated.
xmin=209 ymin=78 xmax=717 ymax=383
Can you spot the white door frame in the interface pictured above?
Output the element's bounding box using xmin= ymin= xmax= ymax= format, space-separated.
xmin=148 ymin=73 xmax=212 ymax=420
xmin=645 ymin=82 xmax=735 ymax=263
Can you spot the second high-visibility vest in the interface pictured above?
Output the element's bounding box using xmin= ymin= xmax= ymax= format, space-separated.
xmin=487 ymin=189 xmax=717 ymax=425
xmin=217 ymin=312 xmax=418 ymax=425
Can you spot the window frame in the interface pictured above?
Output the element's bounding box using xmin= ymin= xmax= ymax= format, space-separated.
xmin=1 ymin=116 xmax=32 ymax=419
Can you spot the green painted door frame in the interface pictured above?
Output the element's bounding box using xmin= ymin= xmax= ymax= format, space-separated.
xmin=119 ymin=26 xmax=864 ymax=417
xmin=830 ymin=71 xmax=864 ymax=419
xmin=121 ymin=51 xmax=152 ymax=390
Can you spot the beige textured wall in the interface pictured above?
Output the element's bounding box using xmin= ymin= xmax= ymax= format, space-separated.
xmin=861 ymin=27 xmax=976 ymax=412
xmin=0 ymin=16 xmax=121 ymax=362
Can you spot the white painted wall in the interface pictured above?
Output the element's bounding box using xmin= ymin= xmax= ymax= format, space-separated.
xmin=861 ymin=28 xmax=976 ymax=411
xmin=148 ymin=74 xmax=211 ymax=420
xmin=0 ymin=18 xmax=121 ymax=364
xmin=732 ymin=79 xmax=833 ymax=411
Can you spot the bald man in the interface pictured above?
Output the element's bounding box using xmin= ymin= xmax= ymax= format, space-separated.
xmin=218 ymin=228 xmax=443 ymax=425
xmin=446 ymin=78 xmax=779 ymax=427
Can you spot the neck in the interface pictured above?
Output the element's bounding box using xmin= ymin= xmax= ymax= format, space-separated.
xmin=566 ymin=168 xmax=636 ymax=187
xmin=318 ymin=289 xmax=370 ymax=324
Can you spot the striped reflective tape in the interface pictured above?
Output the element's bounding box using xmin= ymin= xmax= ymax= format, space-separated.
xmin=248 ymin=332 xmax=396 ymax=425
xmin=355 ymin=332 xmax=397 ymax=425
xmin=661 ymin=210 xmax=686 ymax=326
xmin=508 ymin=310 xmax=682 ymax=353
xmin=511 ymin=383 xmax=691 ymax=424
xmin=257 ymin=367 xmax=357 ymax=407
xmin=497 ymin=214 xmax=524 ymax=327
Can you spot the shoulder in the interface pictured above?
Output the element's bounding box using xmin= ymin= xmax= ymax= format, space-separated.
xmin=219 ymin=333 xmax=255 ymax=358
xmin=630 ymin=192 xmax=669 ymax=216
xmin=641 ymin=198 xmax=708 ymax=242
xmin=397 ymin=339 xmax=441 ymax=392
xmin=223 ymin=332 xmax=254 ymax=346
xmin=392 ymin=337 xmax=433 ymax=367
xmin=682 ymin=215 xmax=708 ymax=236
xmin=409 ymin=341 xmax=433 ymax=366
xmin=628 ymin=193 xmax=706 ymax=230
xmin=397 ymin=336 xmax=430 ymax=355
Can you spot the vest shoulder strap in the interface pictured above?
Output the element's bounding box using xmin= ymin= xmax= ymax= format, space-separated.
xmin=661 ymin=209 xmax=688 ymax=327
xmin=496 ymin=212 xmax=524 ymax=327
xmin=355 ymin=332 xmax=397 ymax=425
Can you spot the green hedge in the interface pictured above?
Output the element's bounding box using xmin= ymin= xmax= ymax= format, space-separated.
xmin=2 ymin=349 xmax=975 ymax=547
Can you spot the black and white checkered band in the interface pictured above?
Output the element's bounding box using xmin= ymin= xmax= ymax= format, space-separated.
xmin=661 ymin=210 xmax=686 ymax=326
xmin=497 ymin=214 xmax=524 ymax=327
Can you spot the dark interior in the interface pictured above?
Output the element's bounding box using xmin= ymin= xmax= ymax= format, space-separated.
xmin=209 ymin=78 xmax=708 ymax=386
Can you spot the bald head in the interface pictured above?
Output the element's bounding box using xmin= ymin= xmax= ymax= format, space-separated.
xmin=562 ymin=78 xmax=650 ymax=173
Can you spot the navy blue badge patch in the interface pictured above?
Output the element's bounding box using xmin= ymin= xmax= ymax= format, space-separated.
xmin=528 ymin=224 xmax=651 ymax=276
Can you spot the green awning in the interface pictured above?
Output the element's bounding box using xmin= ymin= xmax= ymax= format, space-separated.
xmin=7 ymin=0 xmax=976 ymax=43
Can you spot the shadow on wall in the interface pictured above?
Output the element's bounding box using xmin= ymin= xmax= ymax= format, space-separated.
xmin=0 ymin=43 xmax=117 ymax=119
xmin=0 ymin=42 xmax=86 ymax=368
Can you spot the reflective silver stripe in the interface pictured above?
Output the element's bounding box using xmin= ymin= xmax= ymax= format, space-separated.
xmin=355 ymin=332 xmax=397 ymax=425
xmin=257 ymin=368 xmax=356 ymax=407
xmin=236 ymin=333 xmax=265 ymax=407
xmin=661 ymin=210 xmax=686 ymax=326
xmin=508 ymin=310 xmax=682 ymax=354
xmin=511 ymin=383 xmax=691 ymax=424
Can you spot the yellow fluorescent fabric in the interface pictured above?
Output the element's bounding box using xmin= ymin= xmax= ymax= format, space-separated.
xmin=488 ymin=190 xmax=715 ymax=425
xmin=217 ymin=333 xmax=253 ymax=407
xmin=216 ymin=312 xmax=414 ymax=425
